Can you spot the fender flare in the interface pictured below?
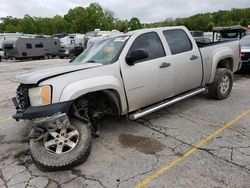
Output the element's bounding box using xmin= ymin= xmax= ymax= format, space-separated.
xmin=59 ymin=75 xmax=127 ymax=114
xmin=208 ymin=48 xmax=235 ymax=84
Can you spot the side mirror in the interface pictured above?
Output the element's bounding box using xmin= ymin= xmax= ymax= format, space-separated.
xmin=126 ymin=49 xmax=148 ymax=66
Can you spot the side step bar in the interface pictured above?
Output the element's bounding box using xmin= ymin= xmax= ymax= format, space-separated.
xmin=129 ymin=87 xmax=206 ymax=120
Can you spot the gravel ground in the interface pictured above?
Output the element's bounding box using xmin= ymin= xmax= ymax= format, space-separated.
xmin=0 ymin=59 xmax=249 ymax=188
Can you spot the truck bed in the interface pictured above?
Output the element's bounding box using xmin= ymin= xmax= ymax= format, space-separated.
xmin=196 ymin=40 xmax=237 ymax=48
xmin=197 ymin=40 xmax=240 ymax=85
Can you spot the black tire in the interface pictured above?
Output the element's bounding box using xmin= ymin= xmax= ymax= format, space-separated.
xmin=44 ymin=54 xmax=49 ymax=59
xmin=208 ymin=68 xmax=233 ymax=100
xmin=48 ymin=54 xmax=53 ymax=59
xmin=30 ymin=119 xmax=92 ymax=171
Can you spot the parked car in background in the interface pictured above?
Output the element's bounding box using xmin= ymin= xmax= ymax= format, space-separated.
xmin=240 ymin=36 xmax=250 ymax=71
xmin=57 ymin=46 xmax=70 ymax=59
xmin=3 ymin=37 xmax=60 ymax=60
xmin=68 ymin=43 xmax=84 ymax=58
xmin=58 ymin=43 xmax=84 ymax=59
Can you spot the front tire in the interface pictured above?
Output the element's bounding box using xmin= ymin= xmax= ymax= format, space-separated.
xmin=30 ymin=119 xmax=92 ymax=171
xmin=208 ymin=68 xmax=233 ymax=100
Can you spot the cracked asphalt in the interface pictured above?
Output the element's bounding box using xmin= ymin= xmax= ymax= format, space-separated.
xmin=0 ymin=59 xmax=250 ymax=188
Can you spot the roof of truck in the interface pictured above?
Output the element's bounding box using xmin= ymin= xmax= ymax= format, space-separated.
xmin=126 ymin=26 xmax=188 ymax=35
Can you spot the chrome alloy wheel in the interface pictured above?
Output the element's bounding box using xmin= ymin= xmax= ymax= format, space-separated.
xmin=220 ymin=75 xmax=230 ymax=94
xmin=43 ymin=126 xmax=79 ymax=154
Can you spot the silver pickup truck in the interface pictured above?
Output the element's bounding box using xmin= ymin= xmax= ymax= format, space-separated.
xmin=12 ymin=26 xmax=241 ymax=171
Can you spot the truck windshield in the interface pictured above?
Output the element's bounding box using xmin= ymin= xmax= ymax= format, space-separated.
xmin=73 ymin=36 xmax=129 ymax=65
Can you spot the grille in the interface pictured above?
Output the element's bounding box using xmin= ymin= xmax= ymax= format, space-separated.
xmin=241 ymin=52 xmax=250 ymax=61
xmin=16 ymin=84 xmax=35 ymax=109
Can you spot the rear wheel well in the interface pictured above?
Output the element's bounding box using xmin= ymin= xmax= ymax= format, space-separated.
xmin=71 ymin=89 xmax=121 ymax=121
xmin=216 ymin=58 xmax=234 ymax=71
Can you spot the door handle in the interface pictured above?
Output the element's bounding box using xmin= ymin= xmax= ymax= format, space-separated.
xmin=190 ymin=55 xmax=199 ymax=60
xmin=159 ymin=62 xmax=171 ymax=68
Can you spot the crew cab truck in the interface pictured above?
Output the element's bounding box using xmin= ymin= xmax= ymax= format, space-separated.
xmin=12 ymin=26 xmax=240 ymax=171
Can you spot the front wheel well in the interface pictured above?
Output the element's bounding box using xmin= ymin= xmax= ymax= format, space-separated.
xmin=71 ymin=89 xmax=121 ymax=121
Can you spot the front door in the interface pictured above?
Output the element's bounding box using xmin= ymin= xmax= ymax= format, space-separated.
xmin=120 ymin=32 xmax=174 ymax=112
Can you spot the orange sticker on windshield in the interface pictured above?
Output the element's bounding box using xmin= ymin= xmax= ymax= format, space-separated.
xmin=105 ymin=47 xmax=113 ymax=53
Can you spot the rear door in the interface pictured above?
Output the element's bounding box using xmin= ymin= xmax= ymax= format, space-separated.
xmin=120 ymin=31 xmax=174 ymax=112
xmin=162 ymin=29 xmax=203 ymax=94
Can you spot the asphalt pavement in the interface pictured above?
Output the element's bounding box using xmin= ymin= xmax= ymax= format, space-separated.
xmin=0 ymin=59 xmax=249 ymax=188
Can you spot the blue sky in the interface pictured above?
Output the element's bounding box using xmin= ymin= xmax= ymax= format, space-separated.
xmin=1 ymin=0 xmax=250 ymax=22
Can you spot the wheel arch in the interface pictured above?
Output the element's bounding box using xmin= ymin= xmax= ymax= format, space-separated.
xmin=71 ymin=89 xmax=122 ymax=119
xmin=208 ymin=50 xmax=235 ymax=84
xmin=59 ymin=76 xmax=127 ymax=115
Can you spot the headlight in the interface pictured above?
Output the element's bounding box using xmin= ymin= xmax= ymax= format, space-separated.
xmin=28 ymin=85 xmax=52 ymax=106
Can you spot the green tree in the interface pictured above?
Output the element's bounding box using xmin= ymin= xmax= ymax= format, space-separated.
xmin=1 ymin=16 xmax=20 ymax=32
xmin=86 ymin=3 xmax=104 ymax=31
xmin=64 ymin=6 xmax=88 ymax=33
xmin=18 ymin=14 xmax=35 ymax=33
xmin=101 ymin=9 xmax=115 ymax=30
xmin=114 ymin=20 xmax=128 ymax=32
xmin=1 ymin=6 xmax=250 ymax=34
xmin=52 ymin=15 xmax=69 ymax=33
xmin=128 ymin=17 xmax=142 ymax=30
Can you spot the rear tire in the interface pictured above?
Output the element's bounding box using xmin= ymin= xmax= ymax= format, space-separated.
xmin=208 ymin=68 xmax=233 ymax=100
xmin=30 ymin=119 xmax=92 ymax=171
xmin=44 ymin=54 xmax=49 ymax=59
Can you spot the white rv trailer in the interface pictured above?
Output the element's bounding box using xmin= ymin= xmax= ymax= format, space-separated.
xmin=3 ymin=37 xmax=60 ymax=60
xmin=0 ymin=33 xmax=43 ymax=60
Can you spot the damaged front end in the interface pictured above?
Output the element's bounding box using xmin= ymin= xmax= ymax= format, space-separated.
xmin=12 ymin=84 xmax=93 ymax=171
xmin=12 ymin=84 xmax=73 ymax=121
xmin=28 ymin=113 xmax=71 ymax=141
xmin=12 ymin=84 xmax=75 ymax=140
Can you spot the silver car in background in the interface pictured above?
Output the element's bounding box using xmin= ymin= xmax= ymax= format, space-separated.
xmin=240 ymin=36 xmax=250 ymax=71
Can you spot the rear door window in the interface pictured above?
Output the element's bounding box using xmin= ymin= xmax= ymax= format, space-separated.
xmin=163 ymin=29 xmax=192 ymax=55
xmin=128 ymin=32 xmax=166 ymax=63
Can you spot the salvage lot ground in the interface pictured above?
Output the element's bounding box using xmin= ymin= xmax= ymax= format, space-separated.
xmin=0 ymin=59 xmax=250 ymax=188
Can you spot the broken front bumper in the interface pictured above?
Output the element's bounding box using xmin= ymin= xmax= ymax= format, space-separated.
xmin=12 ymin=97 xmax=73 ymax=121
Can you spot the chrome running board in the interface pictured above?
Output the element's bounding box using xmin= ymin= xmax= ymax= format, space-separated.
xmin=129 ymin=87 xmax=206 ymax=120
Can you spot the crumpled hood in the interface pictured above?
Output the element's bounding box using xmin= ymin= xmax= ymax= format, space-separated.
xmin=14 ymin=63 xmax=103 ymax=84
